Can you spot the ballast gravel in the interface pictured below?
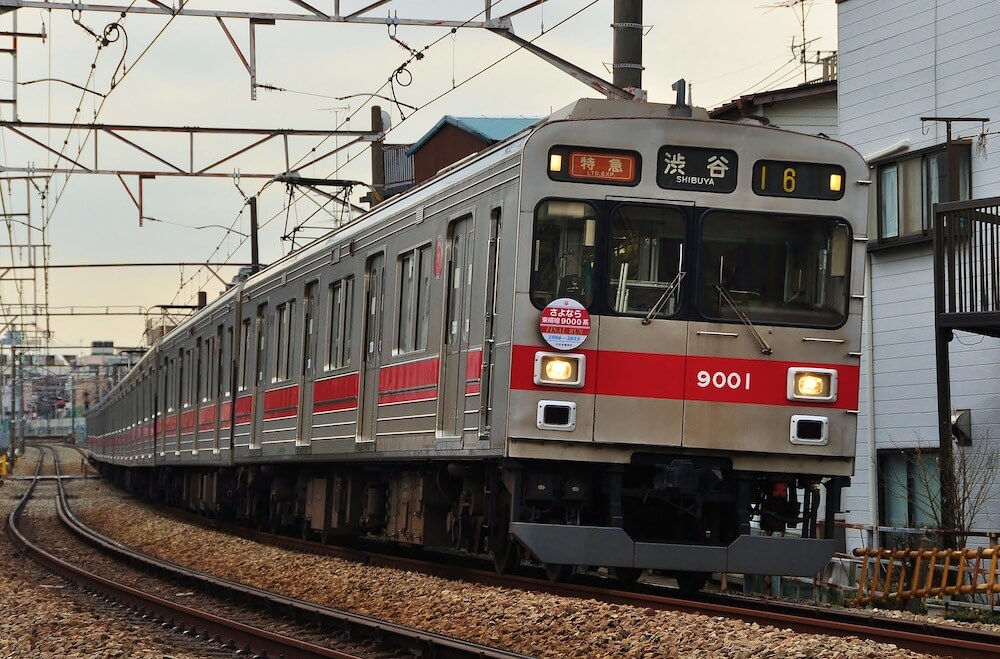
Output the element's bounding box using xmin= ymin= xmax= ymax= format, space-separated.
xmin=0 ymin=450 xmax=206 ymax=659
xmin=65 ymin=478 xmax=944 ymax=658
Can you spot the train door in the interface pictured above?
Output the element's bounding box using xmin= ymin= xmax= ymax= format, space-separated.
xmin=479 ymin=208 xmax=502 ymax=437
xmin=296 ymin=281 xmax=319 ymax=446
xmin=593 ymin=203 xmax=687 ymax=447
xmin=357 ymin=253 xmax=384 ymax=446
xmin=439 ymin=215 xmax=475 ymax=437
xmin=250 ymin=303 xmax=268 ymax=449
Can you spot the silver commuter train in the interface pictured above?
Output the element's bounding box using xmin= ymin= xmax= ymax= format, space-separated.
xmin=88 ymin=98 xmax=869 ymax=586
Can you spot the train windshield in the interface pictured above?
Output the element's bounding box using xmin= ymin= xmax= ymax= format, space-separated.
xmin=531 ymin=200 xmax=598 ymax=308
xmin=697 ymin=211 xmax=850 ymax=327
xmin=607 ymin=205 xmax=685 ymax=318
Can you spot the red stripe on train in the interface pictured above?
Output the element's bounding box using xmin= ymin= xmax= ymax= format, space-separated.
xmin=234 ymin=394 xmax=253 ymax=425
xmin=263 ymin=384 xmax=299 ymax=420
xmin=510 ymin=345 xmax=859 ymax=410
xmin=378 ymin=357 xmax=439 ymax=404
xmin=313 ymin=372 xmax=359 ymax=413
xmin=466 ymin=349 xmax=483 ymax=395
xmin=197 ymin=405 xmax=215 ymax=432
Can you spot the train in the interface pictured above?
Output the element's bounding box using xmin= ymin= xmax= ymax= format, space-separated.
xmin=87 ymin=97 xmax=869 ymax=588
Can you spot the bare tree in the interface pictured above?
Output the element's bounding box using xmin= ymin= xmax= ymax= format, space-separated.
xmin=882 ymin=431 xmax=999 ymax=548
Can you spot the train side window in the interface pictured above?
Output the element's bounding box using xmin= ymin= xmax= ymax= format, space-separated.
xmin=181 ymin=349 xmax=190 ymax=409
xmin=273 ymin=299 xmax=295 ymax=382
xmin=396 ymin=245 xmax=432 ymax=353
xmin=238 ymin=318 xmax=251 ymax=391
xmin=255 ymin=304 xmax=268 ymax=385
xmin=326 ymin=277 xmax=355 ymax=370
xmin=224 ymin=325 xmax=233 ymax=397
xmin=302 ymin=281 xmax=318 ymax=374
xmin=531 ymin=200 xmax=597 ymax=309
xmin=197 ymin=338 xmax=208 ymax=404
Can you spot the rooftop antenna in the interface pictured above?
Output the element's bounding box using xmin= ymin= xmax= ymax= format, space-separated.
xmin=762 ymin=0 xmax=822 ymax=84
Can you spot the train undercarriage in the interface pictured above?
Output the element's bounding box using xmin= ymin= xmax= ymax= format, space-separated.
xmin=94 ymin=455 xmax=845 ymax=589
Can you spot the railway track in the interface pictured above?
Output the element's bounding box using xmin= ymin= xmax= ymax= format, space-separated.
xmin=7 ymin=446 xmax=529 ymax=659
xmin=147 ymin=487 xmax=1000 ymax=659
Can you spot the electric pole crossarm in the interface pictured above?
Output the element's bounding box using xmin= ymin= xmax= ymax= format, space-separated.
xmin=487 ymin=27 xmax=637 ymax=101
xmin=0 ymin=1 xmax=500 ymax=27
xmin=0 ymin=122 xmax=379 ymax=179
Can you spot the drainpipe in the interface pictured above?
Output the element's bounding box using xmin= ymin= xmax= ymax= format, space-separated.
xmin=864 ymin=250 xmax=878 ymax=548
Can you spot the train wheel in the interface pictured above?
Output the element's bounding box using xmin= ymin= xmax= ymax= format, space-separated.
xmin=544 ymin=562 xmax=572 ymax=583
xmin=611 ymin=567 xmax=643 ymax=584
xmin=674 ymin=571 xmax=709 ymax=593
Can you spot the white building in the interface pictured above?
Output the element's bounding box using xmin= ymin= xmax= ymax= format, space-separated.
xmin=837 ymin=0 xmax=1000 ymax=547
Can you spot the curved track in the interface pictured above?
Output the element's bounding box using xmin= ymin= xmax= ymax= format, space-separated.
xmin=155 ymin=496 xmax=1000 ymax=659
xmin=8 ymin=445 xmax=528 ymax=659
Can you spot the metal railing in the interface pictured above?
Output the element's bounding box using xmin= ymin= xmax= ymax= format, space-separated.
xmin=935 ymin=196 xmax=1000 ymax=320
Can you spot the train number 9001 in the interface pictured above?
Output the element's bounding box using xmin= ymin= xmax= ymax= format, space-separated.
xmin=696 ymin=370 xmax=751 ymax=391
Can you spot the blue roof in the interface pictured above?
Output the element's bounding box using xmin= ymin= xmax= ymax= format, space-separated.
xmin=405 ymin=116 xmax=540 ymax=156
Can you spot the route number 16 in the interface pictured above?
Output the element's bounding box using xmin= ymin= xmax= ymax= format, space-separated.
xmin=696 ymin=370 xmax=751 ymax=390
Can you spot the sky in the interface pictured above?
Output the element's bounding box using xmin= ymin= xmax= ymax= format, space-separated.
xmin=0 ymin=0 xmax=839 ymax=354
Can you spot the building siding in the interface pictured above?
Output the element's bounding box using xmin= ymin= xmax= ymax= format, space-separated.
xmin=763 ymin=96 xmax=839 ymax=138
xmin=839 ymin=0 xmax=1000 ymax=546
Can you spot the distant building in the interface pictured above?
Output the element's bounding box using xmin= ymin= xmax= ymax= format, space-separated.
xmin=710 ymin=78 xmax=838 ymax=137
xmin=406 ymin=116 xmax=540 ymax=185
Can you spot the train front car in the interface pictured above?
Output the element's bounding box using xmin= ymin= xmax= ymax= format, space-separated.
xmin=502 ymin=99 xmax=868 ymax=585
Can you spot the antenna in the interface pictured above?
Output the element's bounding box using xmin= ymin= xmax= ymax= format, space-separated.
xmin=761 ymin=0 xmax=832 ymax=84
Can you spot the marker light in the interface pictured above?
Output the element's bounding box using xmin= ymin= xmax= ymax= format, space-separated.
xmin=534 ymin=352 xmax=585 ymax=388
xmin=549 ymin=153 xmax=564 ymax=173
xmin=829 ymin=173 xmax=843 ymax=192
xmin=787 ymin=367 xmax=838 ymax=403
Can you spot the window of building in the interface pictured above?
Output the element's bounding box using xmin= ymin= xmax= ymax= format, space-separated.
xmin=878 ymin=449 xmax=941 ymax=533
xmin=874 ymin=143 xmax=971 ymax=245
xmin=327 ymin=277 xmax=355 ymax=369
xmin=397 ymin=245 xmax=432 ymax=353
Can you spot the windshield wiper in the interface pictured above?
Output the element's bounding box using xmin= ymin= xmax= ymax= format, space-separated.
xmin=642 ymin=271 xmax=686 ymax=325
xmin=714 ymin=283 xmax=773 ymax=355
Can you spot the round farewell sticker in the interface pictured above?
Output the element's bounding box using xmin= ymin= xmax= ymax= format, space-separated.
xmin=540 ymin=298 xmax=591 ymax=350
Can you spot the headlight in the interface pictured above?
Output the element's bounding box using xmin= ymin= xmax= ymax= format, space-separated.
xmin=534 ymin=352 xmax=586 ymax=388
xmin=787 ymin=368 xmax=838 ymax=403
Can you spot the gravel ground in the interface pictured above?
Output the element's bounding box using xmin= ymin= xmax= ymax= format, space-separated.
xmin=0 ymin=447 xmax=207 ymax=659
xmin=66 ymin=476 xmax=946 ymax=658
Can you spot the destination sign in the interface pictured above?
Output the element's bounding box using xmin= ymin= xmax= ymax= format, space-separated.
xmin=656 ymin=146 xmax=738 ymax=193
xmin=752 ymin=160 xmax=846 ymax=200
xmin=548 ymin=146 xmax=640 ymax=186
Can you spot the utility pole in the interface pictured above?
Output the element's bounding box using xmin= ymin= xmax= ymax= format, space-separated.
xmin=9 ymin=345 xmax=16 ymax=460
xmin=612 ymin=0 xmax=643 ymax=93
xmin=249 ymin=196 xmax=260 ymax=274
xmin=369 ymin=106 xmax=386 ymax=206
xmin=924 ymin=115 xmax=989 ymax=548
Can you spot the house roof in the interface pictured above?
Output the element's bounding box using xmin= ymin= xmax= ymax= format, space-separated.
xmin=710 ymin=79 xmax=837 ymax=119
xmin=406 ymin=116 xmax=540 ymax=156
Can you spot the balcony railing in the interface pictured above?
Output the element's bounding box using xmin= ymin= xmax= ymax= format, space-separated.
xmin=934 ymin=196 xmax=1000 ymax=336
